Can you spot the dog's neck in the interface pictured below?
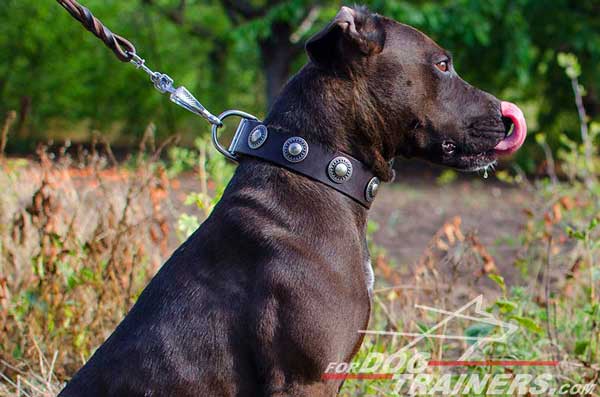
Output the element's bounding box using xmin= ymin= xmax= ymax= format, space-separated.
xmin=219 ymin=63 xmax=402 ymax=234
xmin=264 ymin=64 xmax=396 ymax=182
xmin=216 ymin=63 xmax=385 ymax=265
xmin=226 ymin=158 xmax=369 ymax=253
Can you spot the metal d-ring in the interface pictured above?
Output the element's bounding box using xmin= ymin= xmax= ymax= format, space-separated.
xmin=211 ymin=110 xmax=259 ymax=162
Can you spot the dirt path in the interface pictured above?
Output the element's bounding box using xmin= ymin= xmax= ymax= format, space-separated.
xmin=370 ymin=176 xmax=531 ymax=283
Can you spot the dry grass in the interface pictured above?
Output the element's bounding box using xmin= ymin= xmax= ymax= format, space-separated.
xmin=342 ymin=181 xmax=600 ymax=396
xmin=0 ymin=343 xmax=61 ymax=397
xmin=0 ymin=140 xmax=175 ymax=394
xmin=0 ymin=117 xmax=598 ymax=395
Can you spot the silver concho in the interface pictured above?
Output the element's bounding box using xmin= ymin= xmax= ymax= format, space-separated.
xmin=365 ymin=177 xmax=380 ymax=202
xmin=248 ymin=125 xmax=268 ymax=149
xmin=328 ymin=156 xmax=353 ymax=183
xmin=282 ymin=137 xmax=309 ymax=163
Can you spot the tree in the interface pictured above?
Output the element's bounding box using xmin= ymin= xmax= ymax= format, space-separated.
xmin=1 ymin=0 xmax=598 ymax=168
xmin=142 ymin=0 xmax=323 ymax=107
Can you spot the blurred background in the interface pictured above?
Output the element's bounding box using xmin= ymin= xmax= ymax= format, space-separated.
xmin=1 ymin=1 xmax=599 ymax=396
xmin=1 ymin=0 xmax=599 ymax=171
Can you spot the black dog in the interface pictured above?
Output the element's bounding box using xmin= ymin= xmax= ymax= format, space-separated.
xmin=59 ymin=6 xmax=525 ymax=396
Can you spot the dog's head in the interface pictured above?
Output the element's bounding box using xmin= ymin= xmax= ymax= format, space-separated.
xmin=305 ymin=6 xmax=526 ymax=172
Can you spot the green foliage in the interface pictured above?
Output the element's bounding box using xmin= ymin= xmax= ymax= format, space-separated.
xmin=172 ymin=135 xmax=234 ymax=240
xmin=1 ymin=0 xmax=599 ymax=169
xmin=488 ymin=273 xmax=506 ymax=295
xmin=0 ymin=0 xmax=264 ymax=142
xmin=464 ymin=323 xmax=494 ymax=345
xmin=436 ymin=169 xmax=458 ymax=185
xmin=557 ymin=52 xmax=582 ymax=80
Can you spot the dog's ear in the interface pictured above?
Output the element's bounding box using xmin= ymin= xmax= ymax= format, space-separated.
xmin=306 ymin=6 xmax=385 ymax=68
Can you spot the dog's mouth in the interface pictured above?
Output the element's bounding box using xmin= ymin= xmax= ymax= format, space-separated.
xmin=452 ymin=150 xmax=498 ymax=172
xmin=451 ymin=101 xmax=527 ymax=172
xmin=494 ymin=101 xmax=527 ymax=155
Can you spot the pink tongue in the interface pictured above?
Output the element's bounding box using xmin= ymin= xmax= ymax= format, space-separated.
xmin=494 ymin=101 xmax=527 ymax=155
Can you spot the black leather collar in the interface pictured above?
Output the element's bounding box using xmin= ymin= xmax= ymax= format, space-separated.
xmin=229 ymin=119 xmax=382 ymax=208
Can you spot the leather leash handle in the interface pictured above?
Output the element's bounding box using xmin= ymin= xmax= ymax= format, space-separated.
xmin=56 ymin=0 xmax=136 ymax=62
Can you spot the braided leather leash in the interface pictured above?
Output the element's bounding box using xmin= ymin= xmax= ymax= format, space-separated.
xmin=55 ymin=0 xmax=227 ymax=128
xmin=56 ymin=0 xmax=136 ymax=62
xmin=54 ymin=1 xmax=386 ymax=206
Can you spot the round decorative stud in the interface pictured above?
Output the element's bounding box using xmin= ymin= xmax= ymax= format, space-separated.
xmin=328 ymin=156 xmax=353 ymax=184
xmin=248 ymin=125 xmax=268 ymax=149
xmin=288 ymin=142 xmax=303 ymax=156
xmin=365 ymin=177 xmax=381 ymax=202
xmin=282 ymin=137 xmax=309 ymax=163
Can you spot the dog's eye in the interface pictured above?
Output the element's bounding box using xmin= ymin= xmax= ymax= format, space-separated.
xmin=442 ymin=141 xmax=456 ymax=154
xmin=435 ymin=61 xmax=449 ymax=73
